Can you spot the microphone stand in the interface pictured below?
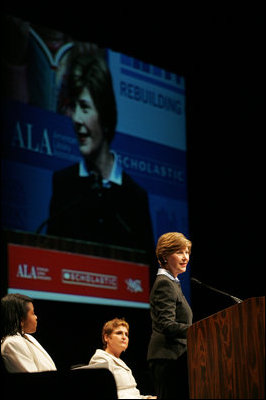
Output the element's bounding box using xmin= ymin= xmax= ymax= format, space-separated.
xmin=191 ymin=277 xmax=243 ymax=304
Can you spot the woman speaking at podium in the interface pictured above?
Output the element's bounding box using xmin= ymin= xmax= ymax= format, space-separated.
xmin=147 ymin=232 xmax=193 ymax=399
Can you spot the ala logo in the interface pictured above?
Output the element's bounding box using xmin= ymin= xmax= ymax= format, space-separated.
xmin=16 ymin=264 xmax=51 ymax=280
xmin=125 ymin=278 xmax=143 ymax=293
xmin=12 ymin=122 xmax=53 ymax=155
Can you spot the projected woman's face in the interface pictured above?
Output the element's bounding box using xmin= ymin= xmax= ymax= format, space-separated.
xmin=71 ymin=87 xmax=104 ymax=157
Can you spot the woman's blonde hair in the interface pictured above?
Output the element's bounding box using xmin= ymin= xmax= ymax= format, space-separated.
xmin=102 ymin=318 xmax=129 ymax=350
xmin=156 ymin=232 xmax=192 ymax=266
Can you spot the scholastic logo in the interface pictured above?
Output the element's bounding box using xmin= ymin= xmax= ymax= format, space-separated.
xmin=16 ymin=264 xmax=51 ymax=280
xmin=125 ymin=278 xmax=143 ymax=293
xmin=62 ymin=269 xmax=118 ymax=290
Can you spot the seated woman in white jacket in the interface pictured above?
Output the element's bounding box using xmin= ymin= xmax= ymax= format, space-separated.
xmin=89 ymin=318 xmax=156 ymax=399
xmin=1 ymin=293 xmax=56 ymax=373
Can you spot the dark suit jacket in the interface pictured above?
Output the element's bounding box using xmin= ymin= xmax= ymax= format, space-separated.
xmin=147 ymin=274 xmax=193 ymax=360
xmin=47 ymin=163 xmax=156 ymax=280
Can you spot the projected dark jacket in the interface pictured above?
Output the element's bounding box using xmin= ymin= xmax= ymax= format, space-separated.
xmin=147 ymin=274 xmax=193 ymax=360
xmin=47 ymin=163 xmax=156 ymax=280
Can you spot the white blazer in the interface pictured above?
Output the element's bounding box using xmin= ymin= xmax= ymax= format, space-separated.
xmin=1 ymin=333 xmax=57 ymax=373
xmin=89 ymin=349 xmax=151 ymax=399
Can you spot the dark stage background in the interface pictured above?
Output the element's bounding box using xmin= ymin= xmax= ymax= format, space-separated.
xmin=1 ymin=3 xmax=264 ymax=394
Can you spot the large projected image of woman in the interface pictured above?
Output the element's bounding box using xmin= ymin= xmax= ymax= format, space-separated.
xmin=46 ymin=51 xmax=156 ymax=271
xmin=1 ymin=15 xmax=156 ymax=276
xmin=2 ymin=15 xmax=189 ymax=294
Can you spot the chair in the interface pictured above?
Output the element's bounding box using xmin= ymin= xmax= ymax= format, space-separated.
xmin=1 ymin=367 xmax=118 ymax=398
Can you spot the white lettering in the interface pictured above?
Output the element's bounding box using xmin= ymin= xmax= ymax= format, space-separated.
xmin=118 ymin=154 xmax=184 ymax=183
xmin=11 ymin=121 xmax=53 ymax=156
xmin=62 ymin=269 xmax=117 ymax=290
xmin=16 ymin=264 xmax=51 ymax=280
xmin=12 ymin=122 xmax=25 ymax=148
xmin=120 ymin=80 xmax=182 ymax=115
xmin=27 ymin=123 xmax=39 ymax=152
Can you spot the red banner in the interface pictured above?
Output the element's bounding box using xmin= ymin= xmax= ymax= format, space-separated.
xmin=8 ymin=244 xmax=150 ymax=307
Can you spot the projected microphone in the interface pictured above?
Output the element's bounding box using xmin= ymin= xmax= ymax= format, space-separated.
xmin=36 ymin=197 xmax=85 ymax=234
xmin=191 ymin=277 xmax=243 ymax=304
xmin=36 ymin=170 xmax=132 ymax=235
xmin=36 ymin=198 xmax=132 ymax=235
xmin=36 ymin=171 xmax=103 ymax=234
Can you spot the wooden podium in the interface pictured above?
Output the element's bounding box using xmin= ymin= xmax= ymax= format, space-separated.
xmin=187 ymin=297 xmax=265 ymax=399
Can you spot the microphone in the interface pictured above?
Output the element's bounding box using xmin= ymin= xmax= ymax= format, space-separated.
xmin=36 ymin=197 xmax=85 ymax=234
xmin=36 ymin=169 xmax=103 ymax=234
xmin=36 ymin=170 xmax=132 ymax=235
xmin=191 ymin=277 xmax=243 ymax=304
